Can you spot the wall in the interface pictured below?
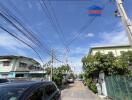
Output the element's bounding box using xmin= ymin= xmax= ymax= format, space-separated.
xmin=15 ymin=58 xmax=39 ymax=72
xmin=91 ymin=47 xmax=132 ymax=56
xmin=0 ymin=59 xmax=15 ymax=73
xmin=0 ymin=57 xmax=40 ymax=78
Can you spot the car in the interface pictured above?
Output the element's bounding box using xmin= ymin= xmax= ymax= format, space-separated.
xmin=0 ymin=78 xmax=9 ymax=83
xmin=0 ymin=81 xmax=61 ymax=100
xmin=67 ymin=78 xmax=74 ymax=83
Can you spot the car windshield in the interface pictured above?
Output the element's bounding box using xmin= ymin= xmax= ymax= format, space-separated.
xmin=0 ymin=87 xmax=27 ymax=100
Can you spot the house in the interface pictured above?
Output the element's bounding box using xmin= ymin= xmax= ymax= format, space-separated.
xmin=0 ymin=55 xmax=43 ymax=78
xmin=89 ymin=45 xmax=132 ymax=56
xmin=88 ymin=45 xmax=132 ymax=96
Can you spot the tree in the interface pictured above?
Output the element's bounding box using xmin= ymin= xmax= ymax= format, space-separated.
xmin=45 ymin=64 xmax=73 ymax=88
xmin=82 ymin=51 xmax=132 ymax=93
xmin=45 ymin=67 xmax=51 ymax=75
xmin=58 ymin=64 xmax=72 ymax=74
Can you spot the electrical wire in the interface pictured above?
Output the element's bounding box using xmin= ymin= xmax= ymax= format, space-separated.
xmin=67 ymin=17 xmax=96 ymax=46
xmin=0 ymin=25 xmax=44 ymax=65
xmin=47 ymin=0 xmax=70 ymax=52
xmin=6 ymin=0 xmax=52 ymax=52
xmin=0 ymin=6 xmax=63 ymax=63
xmin=67 ymin=0 xmax=109 ymax=46
xmin=0 ymin=3 xmax=51 ymax=55
xmin=39 ymin=0 xmax=70 ymax=52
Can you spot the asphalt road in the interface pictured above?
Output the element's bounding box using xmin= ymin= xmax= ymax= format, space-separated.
xmin=61 ymin=81 xmax=101 ymax=100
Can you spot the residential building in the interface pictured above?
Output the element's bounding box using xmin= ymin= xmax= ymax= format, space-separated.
xmin=88 ymin=45 xmax=132 ymax=96
xmin=0 ymin=55 xmax=43 ymax=78
xmin=89 ymin=45 xmax=132 ymax=56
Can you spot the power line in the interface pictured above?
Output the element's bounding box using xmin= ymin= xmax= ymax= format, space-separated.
xmin=0 ymin=3 xmax=51 ymax=55
xmin=0 ymin=25 xmax=44 ymax=65
xmin=47 ymin=0 xmax=70 ymax=52
xmin=67 ymin=17 xmax=96 ymax=46
xmin=6 ymin=0 xmax=52 ymax=52
xmin=0 ymin=7 xmax=63 ymax=63
xmin=0 ymin=1 xmax=64 ymax=62
xmin=67 ymin=0 xmax=109 ymax=46
xmin=39 ymin=0 xmax=69 ymax=52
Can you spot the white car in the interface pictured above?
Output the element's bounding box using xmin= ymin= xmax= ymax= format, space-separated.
xmin=67 ymin=78 xmax=74 ymax=83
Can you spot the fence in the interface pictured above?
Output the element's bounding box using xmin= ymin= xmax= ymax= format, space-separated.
xmin=105 ymin=75 xmax=132 ymax=100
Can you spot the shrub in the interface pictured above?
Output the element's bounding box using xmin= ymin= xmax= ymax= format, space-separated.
xmin=85 ymin=78 xmax=97 ymax=93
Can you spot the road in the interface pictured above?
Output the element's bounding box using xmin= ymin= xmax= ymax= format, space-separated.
xmin=61 ymin=81 xmax=101 ymax=100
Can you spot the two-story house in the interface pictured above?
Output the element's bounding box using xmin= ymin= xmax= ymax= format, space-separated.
xmin=0 ymin=55 xmax=42 ymax=78
xmin=89 ymin=45 xmax=132 ymax=56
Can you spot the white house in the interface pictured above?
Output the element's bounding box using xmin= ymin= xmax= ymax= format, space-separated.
xmin=88 ymin=45 xmax=132 ymax=96
xmin=89 ymin=45 xmax=132 ymax=56
xmin=0 ymin=55 xmax=43 ymax=78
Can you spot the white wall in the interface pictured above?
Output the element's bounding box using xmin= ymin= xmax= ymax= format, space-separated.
xmin=91 ymin=47 xmax=132 ymax=56
xmin=0 ymin=59 xmax=14 ymax=72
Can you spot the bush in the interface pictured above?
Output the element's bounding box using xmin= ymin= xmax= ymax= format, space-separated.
xmin=52 ymin=70 xmax=63 ymax=88
xmin=52 ymin=75 xmax=62 ymax=88
xmin=85 ymin=78 xmax=97 ymax=93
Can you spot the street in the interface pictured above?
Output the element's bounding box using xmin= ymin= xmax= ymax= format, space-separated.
xmin=61 ymin=81 xmax=101 ymax=100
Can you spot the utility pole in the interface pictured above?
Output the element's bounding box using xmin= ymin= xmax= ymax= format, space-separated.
xmin=115 ymin=0 xmax=132 ymax=46
xmin=51 ymin=49 xmax=54 ymax=81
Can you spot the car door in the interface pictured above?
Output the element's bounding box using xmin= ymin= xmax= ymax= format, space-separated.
xmin=44 ymin=83 xmax=59 ymax=100
xmin=27 ymin=88 xmax=44 ymax=100
xmin=51 ymin=90 xmax=61 ymax=100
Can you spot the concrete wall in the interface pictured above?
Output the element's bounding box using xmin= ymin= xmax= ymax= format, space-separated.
xmin=0 ymin=59 xmax=15 ymax=73
xmin=0 ymin=57 xmax=40 ymax=78
xmin=91 ymin=47 xmax=132 ymax=56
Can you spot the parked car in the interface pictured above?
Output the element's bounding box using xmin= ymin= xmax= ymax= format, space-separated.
xmin=0 ymin=81 xmax=61 ymax=100
xmin=0 ymin=78 xmax=9 ymax=83
xmin=67 ymin=78 xmax=74 ymax=83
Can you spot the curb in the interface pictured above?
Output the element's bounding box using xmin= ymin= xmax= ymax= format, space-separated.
xmin=98 ymin=95 xmax=112 ymax=100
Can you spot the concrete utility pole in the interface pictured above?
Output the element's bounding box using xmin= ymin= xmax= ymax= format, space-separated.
xmin=51 ymin=49 xmax=54 ymax=81
xmin=115 ymin=0 xmax=132 ymax=46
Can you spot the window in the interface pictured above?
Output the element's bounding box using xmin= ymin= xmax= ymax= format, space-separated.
xmin=15 ymin=74 xmax=24 ymax=77
xmin=0 ymin=88 xmax=26 ymax=100
xmin=19 ymin=62 xmax=27 ymax=68
xmin=28 ymin=89 xmax=43 ymax=100
xmin=3 ymin=61 xmax=10 ymax=66
xmin=45 ymin=84 xmax=57 ymax=98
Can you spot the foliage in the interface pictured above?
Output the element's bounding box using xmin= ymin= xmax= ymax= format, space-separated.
xmin=82 ymin=51 xmax=132 ymax=93
xmin=85 ymin=78 xmax=97 ymax=93
xmin=82 ymin=51 xmax=131 ymax=76
xmin=78 ymin=73 xmax=84 ymax=79
xmin=52 ymin=68 xmax=63 ymax=87
xmin=45 ymin=64 xmax=73 ymax=88
xmin=57 ymin=64 xmax=72 ymax=74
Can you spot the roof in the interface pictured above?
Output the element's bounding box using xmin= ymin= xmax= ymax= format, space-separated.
xmin=0 ymin=55 xmax=40 ymax=65
xmin=89 ymin=45 xmax=131 ymax=54
xmin=0 ymin=81 xmax=51 ymax=89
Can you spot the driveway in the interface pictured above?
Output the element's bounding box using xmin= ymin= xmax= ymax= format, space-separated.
xmin=61 ymin=81 xmax=101 ymax=100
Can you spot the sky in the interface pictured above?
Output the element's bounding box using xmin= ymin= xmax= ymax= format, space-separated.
xmin=0 ymin=0 xmax=132 ymax=73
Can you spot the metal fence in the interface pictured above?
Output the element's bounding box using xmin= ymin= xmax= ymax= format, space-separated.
xmin=105 ymin=75 xmax=132 ymax=100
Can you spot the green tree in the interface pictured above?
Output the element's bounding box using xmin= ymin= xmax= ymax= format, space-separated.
xmin=52 ymin=64 xmax=73 ymax=88
xmin=82 ymin=51 xmax=131 ymax=93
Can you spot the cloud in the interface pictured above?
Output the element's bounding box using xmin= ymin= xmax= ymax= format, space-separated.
xmin=70 ymin=47 xmax=88 ymax=55
xmin=85 ymin=33 xmax=95 ymax=38
xmin=0 ymin=31 xmax=30 ymax=54
xmin=91 ymin=30 xmax=129 ymax=47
